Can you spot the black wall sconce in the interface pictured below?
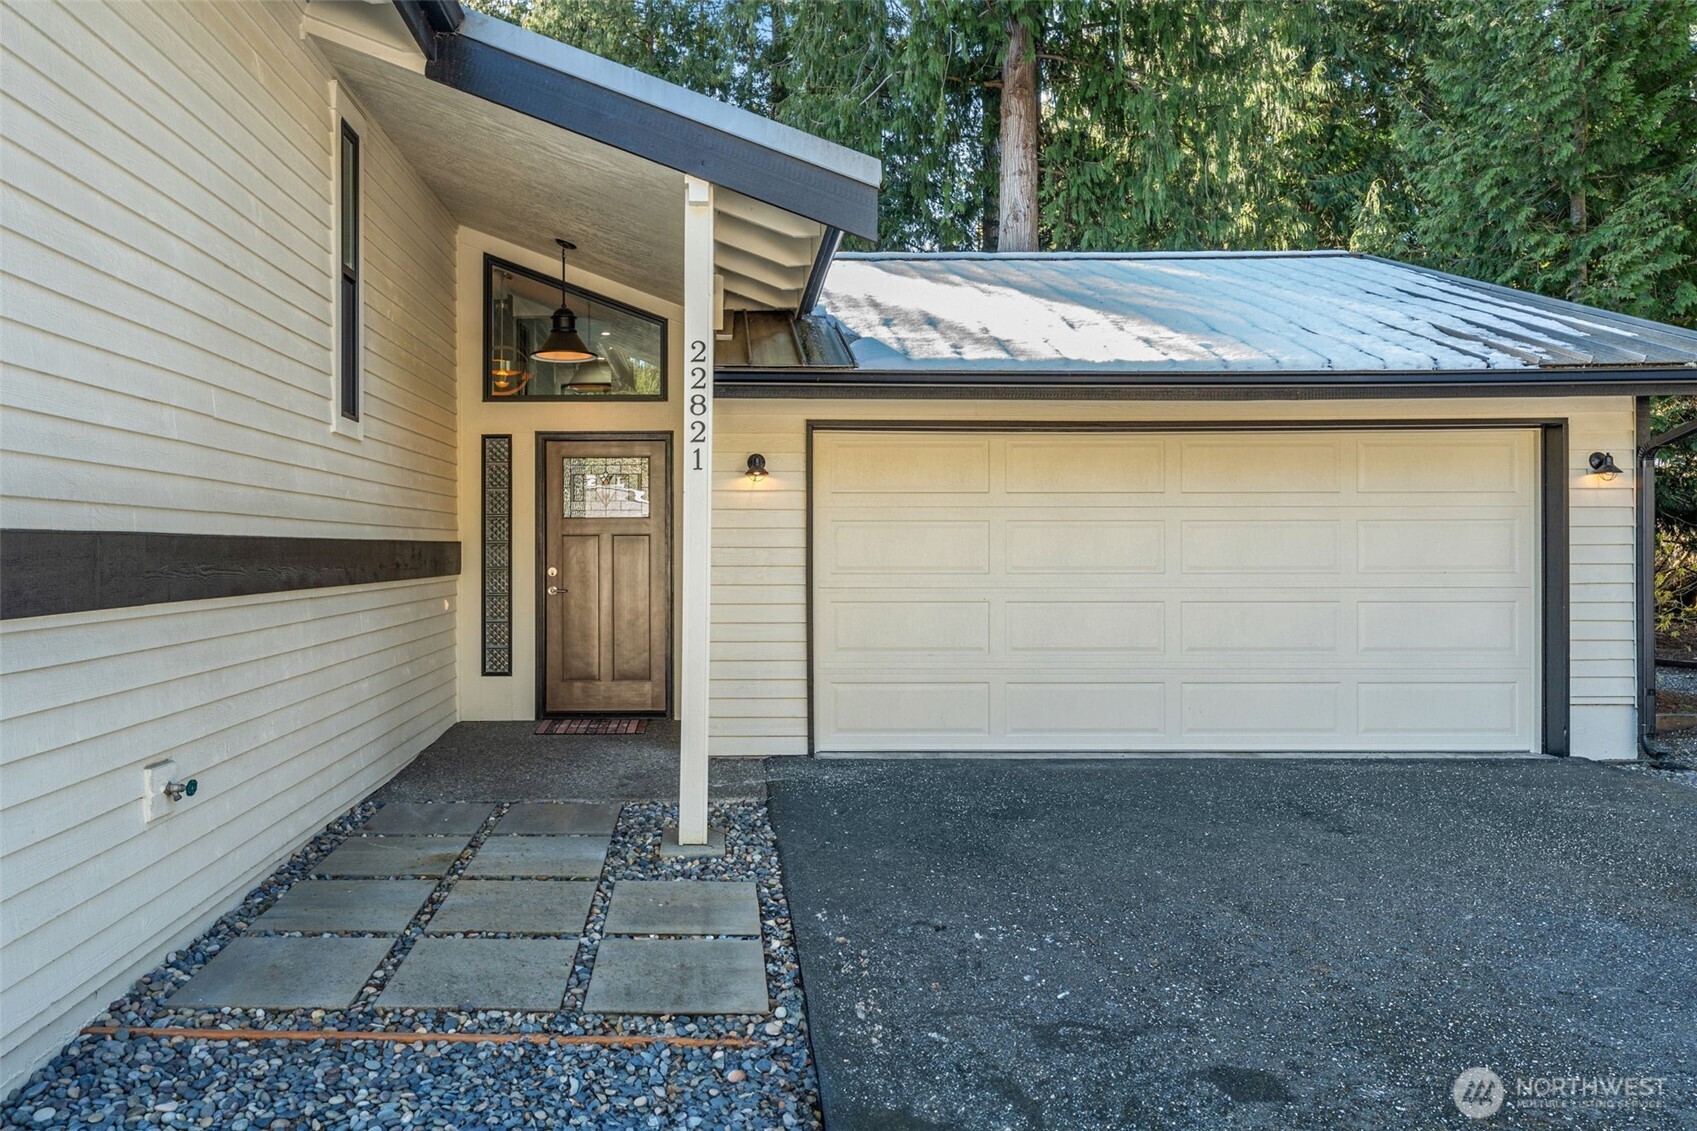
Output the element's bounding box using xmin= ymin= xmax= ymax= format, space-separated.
xmin=745 ymin=453 xmax=769 ymax=481
xmin=1588 ymin=451 xmax=1623 ymax=480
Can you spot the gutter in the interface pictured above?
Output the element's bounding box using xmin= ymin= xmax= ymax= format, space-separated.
xmin=1639 ymin=412 xmax=1697 ymax=759
xmin=715 ymin=366 xmax=1697 ymax=399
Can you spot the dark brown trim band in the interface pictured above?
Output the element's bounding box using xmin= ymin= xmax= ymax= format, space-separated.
xmin=0 ymin=531 xmax=460 ymax=620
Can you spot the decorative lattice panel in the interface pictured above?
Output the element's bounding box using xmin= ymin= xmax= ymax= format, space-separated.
xmin=482 ymin=435 xmax=512 ymax=676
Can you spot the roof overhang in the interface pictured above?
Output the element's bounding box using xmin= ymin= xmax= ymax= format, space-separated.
xmin=305 ymin=5 xmax=879 ymax=314
xmin=422 ymin=11 xmax=878 ymax=241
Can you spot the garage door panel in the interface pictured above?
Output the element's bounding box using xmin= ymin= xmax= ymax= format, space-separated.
xmin=828 ymin=439 xmax=991 ymax=494
xmin=1006 ymin=681 xmax=1165 ymax=736
xmin=1006 ymin=520 xmax=1164 ymax=573
xmin=1006 ymin=438 xmax=1166 ymax=493
xmin=1181 ymin=601 xmax=1341 ymax=654
xmin=1357 ymin=435 xmax=1526 ymax=494
xmin=1181 ymin=439 xmax=1343 ymax=493
xmin=813 ymin=430 xmax=1539 ymax=753
xmin=1358 ymin=519 xmax=1525 ymax=574
xmin=1005 ymin=601 xmax=1165 ymax=654
xmin=828 ymin=600 xmax=991 ymax=655
xmin=826 ymin=520 xmax=990 ymax=573
xmin=1182 ymin=520 xmax=1343 ymax=574
xmin=1357 ymin=600 xmax=1523 ymax=655
xmin=1181 ymin=683 xmax=1342 ymax=736
xmin=1358 ymin=682 xmax=1521 ymax=737
xmin=825 ymin=682 xmax=991 ymax=738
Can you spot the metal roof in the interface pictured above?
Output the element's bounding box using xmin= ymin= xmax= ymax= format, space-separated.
xmin=815 ymin=251 xmax=1697 ymax=375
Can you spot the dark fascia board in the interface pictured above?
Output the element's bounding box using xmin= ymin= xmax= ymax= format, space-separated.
xmin=425 ymin=34 xmax=879 ymax=241
xmin=714 ymin=367 xmax=1697 ymax=399
xmin=419 ymin=1 xmax=466 ymax=32
xmin=392 ymin=0 xmax=464 ymax=60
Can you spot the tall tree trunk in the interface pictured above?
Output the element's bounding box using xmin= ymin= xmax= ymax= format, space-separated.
xmin=997 ymin=16 xmax=1038 ymax=252
xmin=981 ymin=88 xmax=1001 ymax=251
xmin=1568 ymin=81 xmax=1588 ymax=301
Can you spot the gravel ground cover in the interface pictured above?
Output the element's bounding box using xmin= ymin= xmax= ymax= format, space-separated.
xmin=1 ymin=801 xmax=820 ymax=1129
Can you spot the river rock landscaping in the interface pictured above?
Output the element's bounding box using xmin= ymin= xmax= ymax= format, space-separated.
xmin=0 ymin=800 xmax=820 ymax=1129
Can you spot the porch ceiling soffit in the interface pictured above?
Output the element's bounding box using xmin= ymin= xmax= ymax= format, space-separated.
xmin=313 ymin=37 xmax=830 ymax=312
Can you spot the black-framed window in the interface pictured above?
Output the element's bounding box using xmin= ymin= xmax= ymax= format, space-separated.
xmin=483 ymin=254 xmax=666 ymax=401
xmin=338 ymin=120 xmax=361 ymax=422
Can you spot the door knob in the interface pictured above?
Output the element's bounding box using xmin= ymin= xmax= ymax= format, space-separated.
xmin=547 ymin=586 xmax=562 ymax=596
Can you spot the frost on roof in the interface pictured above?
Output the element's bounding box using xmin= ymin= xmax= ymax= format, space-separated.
xmin=815 ymin=252 xmax=1697 ymax=374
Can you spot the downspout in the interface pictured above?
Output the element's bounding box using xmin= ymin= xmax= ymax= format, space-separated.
xmin=796 ymin=227 xmax=843 ymax=317
xmin=1638 ymin=411 xmax=1697 ymax=759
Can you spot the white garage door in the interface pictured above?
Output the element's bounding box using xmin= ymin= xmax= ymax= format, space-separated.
xmin=812 ymin=429 xmax=1541 ymax=753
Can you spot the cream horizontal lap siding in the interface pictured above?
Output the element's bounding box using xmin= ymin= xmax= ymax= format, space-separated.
xmin=708 ymin=395 xmax=1638 ymax=759
xmin=1 ymin=0 xmax=458 ymax=1092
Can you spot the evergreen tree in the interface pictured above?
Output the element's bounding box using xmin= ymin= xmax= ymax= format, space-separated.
xmin=1390 ymin=0 xmax=1697 ymax=323
xmin=467 ymin=0 xmax=1697 ymax=329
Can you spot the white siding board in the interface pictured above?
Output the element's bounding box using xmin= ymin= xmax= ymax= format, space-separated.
xmin=4 ymin=685 xmax=453 ymax=1040
xmin=4 ymin=587 xmax=453 ymax=787
xmin=13 ymin=6 xmax=329 ymax=255
xmin=3 ymin=140 xmax=329 ymax=345
xmin=3 ymin=663 xmax=455 ymax=951
xmin=0 ymin=0 xmax=461 ymax=1091
xmin=0 ymin=37 xmax=330 ymax=294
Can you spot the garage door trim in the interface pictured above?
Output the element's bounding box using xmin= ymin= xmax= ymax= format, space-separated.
xmin=804 ymin=419 xmax=1570 ymax=756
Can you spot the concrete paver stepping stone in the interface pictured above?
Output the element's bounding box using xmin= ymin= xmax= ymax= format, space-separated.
xmin=585 ymin=938 xmax=768 ymax=1015
xmin=604 ymin=881 xmax=761 ymax=937
xmin=496 ymin=802 xmax=622 ymax=837
xmin=426 ymin=880 xmax=597 ymax=935
xmin=362 ymin=802 xmax=493 ymax=835
xmin=170 ymin=937 xmax=391 ymax=1009
xmin=377 ymin=938 xmax=577 ymax=1011
xmin=462 ymin=836 xmax=607 ymax=879
xmin=253 ymin=880 xmax=436 ymax=934
xmin=314 ymin=835 xmax=469 ymax=878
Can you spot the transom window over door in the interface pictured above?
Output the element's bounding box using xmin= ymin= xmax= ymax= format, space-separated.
xmin=483 ymin=255 xmax=666 ymax=401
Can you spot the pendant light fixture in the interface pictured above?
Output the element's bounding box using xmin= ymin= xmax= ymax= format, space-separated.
xmin=488 ymin=270 xmax=531 ymax=396
xmin=532 ymin=238 xmax=598 ymax=365
xmin=565 ymin=365 xmax=613 ymax=393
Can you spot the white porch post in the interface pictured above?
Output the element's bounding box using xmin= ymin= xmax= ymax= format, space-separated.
xmin=677 ymin=174 xmax=714 ymax=845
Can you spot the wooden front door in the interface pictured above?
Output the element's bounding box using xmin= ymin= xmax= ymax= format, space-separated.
xmin=541 ymin=437 xmax=670 ymax=714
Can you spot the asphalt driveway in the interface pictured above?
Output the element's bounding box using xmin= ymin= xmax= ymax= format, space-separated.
xmin=767 ymin=758 xmax=1697 ymax=1130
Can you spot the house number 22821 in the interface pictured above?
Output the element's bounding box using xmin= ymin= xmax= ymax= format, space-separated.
xmin=687 ymin=339 xmax=709 ymax=470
